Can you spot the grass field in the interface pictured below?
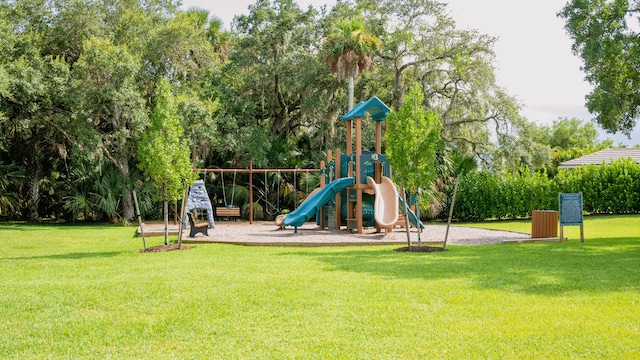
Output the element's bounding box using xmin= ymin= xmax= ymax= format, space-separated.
xmin=1 ymin=216 xmax=639 ymax=359
xmin=459 ymin=214 xmax=640 ymax=240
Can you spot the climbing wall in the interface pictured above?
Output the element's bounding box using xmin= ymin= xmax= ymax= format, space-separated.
xmin=183 ymin=180 xmax=215 ymax=229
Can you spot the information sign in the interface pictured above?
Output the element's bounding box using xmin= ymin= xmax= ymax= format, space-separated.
xmin=559 ymin=193 xmax=583 ymax=226
xmin=558 ymin=192 xmax=584 ymax=242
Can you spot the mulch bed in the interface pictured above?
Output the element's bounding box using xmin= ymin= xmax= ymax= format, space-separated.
xmin=394 ymin=246 xmax=446 ymax=252
xmin=137 ymin=244 xmax=193 ymax=253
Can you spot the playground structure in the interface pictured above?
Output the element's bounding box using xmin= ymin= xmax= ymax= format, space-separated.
xmin=189 ymin=96 xmax=423 ymax=235
xmin=282 ymin=97 xmax=424 ymax=234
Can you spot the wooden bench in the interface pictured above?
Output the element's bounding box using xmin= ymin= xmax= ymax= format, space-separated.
xmin=187 ymin=212 xmax=209 ymax=238
xmin=216 ymin=206 xmax=241 ymax=221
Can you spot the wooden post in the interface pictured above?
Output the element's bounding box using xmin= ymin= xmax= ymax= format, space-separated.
xmin=375 ymin=121 xmax=382 ymax=154
xmin=326 ymin=150 xmax=332 ymax=181
xmin=319 ymin=160 xmax=326 ymax=229
xmin=249 ymin=161 xmax=253 ymax=224
xmin=345 ymin=120 xmax=354 ymax=230
xmin=346 ymin=120 xmax=353 ymax=157
xmin=335 ymin=148 xmax=342 ymax=230
xmin=375 ymin=121 xmax=382 ymax=183
xmin=132 ymin=190 xmax=146 ymax=250
xmin=177 ymin=185 xmax=189 ymax=249
xmin=322 ymin=152 xmax=331 ymax=230
xmin=355 ymin=116 xmax=363 ymax=234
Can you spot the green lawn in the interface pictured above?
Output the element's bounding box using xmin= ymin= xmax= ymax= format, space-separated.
xmin=1 ymin=218 xmax=639 ymax=359
xmin=460 ymin=214 xmax=640 ymax=240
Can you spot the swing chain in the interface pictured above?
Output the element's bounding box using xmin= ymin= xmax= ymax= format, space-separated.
xmin=276 ymin=170 xmax=280 ymax=214
xmin=221 ymin=169 xmax=226 ymax=207
xmin=221 ymin=169 xmax=237 ymax=208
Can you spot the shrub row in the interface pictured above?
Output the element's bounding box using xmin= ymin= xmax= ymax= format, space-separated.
xmin=446 ymin=158 xmax=640 ymax=221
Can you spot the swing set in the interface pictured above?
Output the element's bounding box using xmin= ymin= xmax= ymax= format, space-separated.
xmin=197 ymin=162 xmax=321 ymax=224
xmin=216 ymin=169 xmax=241 ymax=220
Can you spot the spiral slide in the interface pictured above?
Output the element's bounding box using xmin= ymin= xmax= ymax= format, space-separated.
xmin=366 ymin=176 xmax=399 ymax=228
xmin=367 ymin=176 xmax=425 ymax=230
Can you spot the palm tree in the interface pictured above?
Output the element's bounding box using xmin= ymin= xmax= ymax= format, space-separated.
xmin=186 ymin=8 xmax=231 ymax=61
xmin=0 ymin=163 xmax=24 ymax=216
xmin=324 ymin=17 xmax=381 ymax=109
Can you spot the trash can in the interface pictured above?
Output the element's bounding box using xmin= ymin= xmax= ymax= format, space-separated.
xmin=531 ymin=210 xmax=558 ymax=238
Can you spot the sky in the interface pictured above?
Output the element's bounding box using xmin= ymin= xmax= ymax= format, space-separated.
xmin=181 ymin=0 xmax=639 ymax=146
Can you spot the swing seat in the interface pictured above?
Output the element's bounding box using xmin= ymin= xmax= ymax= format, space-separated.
xmin=187 ymin=212 xmax=209 ymax=238
xmin=216 ymin=206 xmax=241 ymax=221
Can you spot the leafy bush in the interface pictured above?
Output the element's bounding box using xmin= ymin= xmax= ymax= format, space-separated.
xmin=446 ymin=159 xmax=640 ymax=221
xmin=449 ymin=170 xmax=557 ymax=221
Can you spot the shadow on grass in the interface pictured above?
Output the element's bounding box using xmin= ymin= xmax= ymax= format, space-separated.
xmin=283 ymin=238 xmax=640 ymax=295
xmin=6 ymin=251 xmax=126 ymax=260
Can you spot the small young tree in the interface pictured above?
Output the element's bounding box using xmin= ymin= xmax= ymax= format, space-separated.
xmin=385 ymin=84 xmax=442 ymax=248
xmin=138 ymin=79 xmax=196 ymax=245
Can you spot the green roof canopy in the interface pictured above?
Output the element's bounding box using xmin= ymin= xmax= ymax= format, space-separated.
xmin=341 ymin=96 xmax=391 ymax=122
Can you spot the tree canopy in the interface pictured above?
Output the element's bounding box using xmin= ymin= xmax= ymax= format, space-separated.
xmin=324 ymin=16 xmax=381 ymax=109
xmin=560 ymin=0 xmax=640 ymax=136
xmin=385 ymin=84 xmax=442 ymax=193
xmin=0 ymin=0 xmax=614 ymax=222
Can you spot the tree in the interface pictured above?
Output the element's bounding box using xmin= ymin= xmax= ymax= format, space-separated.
xmin=0 ymin=0 xmax=219 ymax=221
xmin=547 ymin=117 xmax=612 ymax=151
xmin=222 ymin=0 xmax=338 ymax=165
xmin=385 ymin=84 xmax=442 ymax=247
xmin=0 ymin=0 xmax=73 ymax=220
xmin=70 ymin=36 xmax=148 ymax=221
xmin=0 ymin=162 xmax=24 ymax=216
xmin=559 ymin=0 xmax=640 ymax=135
xmin=138 ymin=79 xmax=196 ymax=245
xmin=324 ymin=16 xmax=381 ymax=109
xmin=340 ymin=0 xmax=528 ymax=171
xmin=175 ymin=8 xmax=224 ymax=166
xmin=185 ymin=8 xmax=231 ymax=61
xmin=532 ymin=117 xmax=612 ymax=176
xmin=0 ymin=9 xmax=13 ymax=122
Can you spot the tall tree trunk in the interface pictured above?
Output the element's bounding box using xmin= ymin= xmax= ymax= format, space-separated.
xmin=102 ymin=149 xmax=135 ymax=221
xmin=348 ymin=76 xmax=355 ymax=110
xmin=192 ymin=143 xmax=198 ymax=166
xmin=415 ymin=191 xmax=421 ymax=247
xmin=28 ymin=175 xmax=40 ymax=220
xmin=163 ymin=198 xmax=169 ymax=246
xmin=28 ymin=156 xmax=42 ymax=221
xmin=28 ymin=141 xmax=42 ymax=220
xmin=123 ymin=188 xmax=135 ymax=223
xmin=394 ymin=65 xmax=404 ymax=109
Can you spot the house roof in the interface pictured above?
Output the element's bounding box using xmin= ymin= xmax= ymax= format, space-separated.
xmin=341 ymin=96 xmax=391 ymax=122
xmin=558 ymin=148 xmax=640 ymax=169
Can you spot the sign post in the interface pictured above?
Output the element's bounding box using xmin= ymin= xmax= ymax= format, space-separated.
xmin=558 ymin=192 xmax=584 ymax=242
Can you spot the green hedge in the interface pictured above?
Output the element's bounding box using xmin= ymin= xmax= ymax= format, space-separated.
xmin=446 ymin=158 xmax=640 ymax=221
